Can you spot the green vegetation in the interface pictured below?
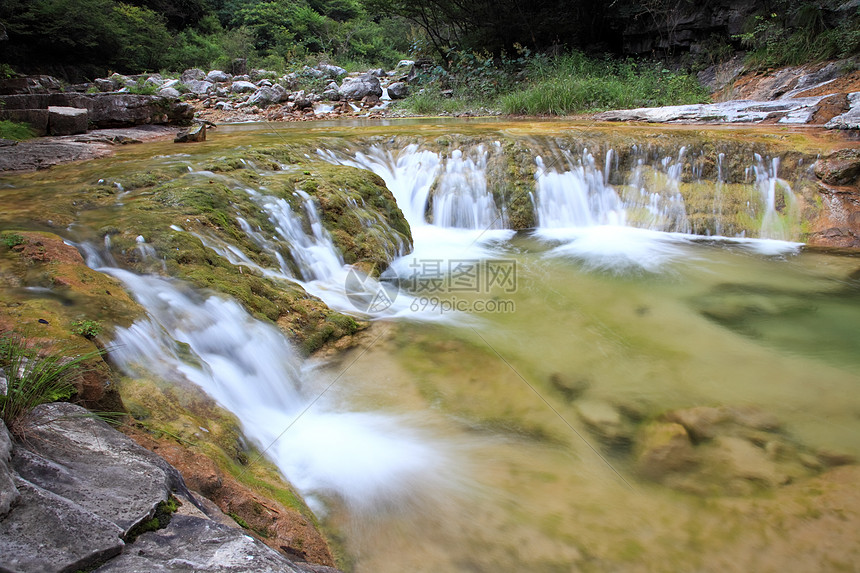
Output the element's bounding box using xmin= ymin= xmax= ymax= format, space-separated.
xmin=0 ymin=0 xmax=411 ymax=80
xmin=499 ymin=52 xmax=709 ymax=115
xmin=1 ymin=232 xmax=26 ymax=247
xmin=735 ymin=2 xmax=860 ymax=68
xmin=0 ymin=120 xmax=35 ymax=142
xmin=71 ymin=320 xmax=103 ymax=339
xmin=394 ymin=50 xmax=709 ymax=116
xmin=125 ymin=497 xmax=180 ymax=542
xmin=0 ymin=332 xmax=102 ymax=434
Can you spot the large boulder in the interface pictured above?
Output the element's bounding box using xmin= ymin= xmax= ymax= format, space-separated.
xmin=183 ymin=79 xmax=215 ymax=96
xmin=47 ymin=105 xmax=88 ymax=136
xmin=339 ymin=73 xmax=383 ymax=100
xmin=70 ymin=94 xmax=194 ymax=128
xmin=206 ymin=70 xmax=231 ymax=83
xmin=230 ymin=80 xmax=258 ymax=94
xmin=387 ymin=81 xmax=408 ymax=99
xmin=180 ymin=68 xmax=205 ymax=83
xmin=248 ymin=85 xmax=287 ymax=107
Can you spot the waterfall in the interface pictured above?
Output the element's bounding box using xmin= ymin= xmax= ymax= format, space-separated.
xmin=752 ymin=155 xmax=797 ymax=241
xmin=103 ymin=268 xmax=456 ymax=514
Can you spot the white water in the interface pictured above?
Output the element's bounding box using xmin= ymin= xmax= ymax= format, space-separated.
xmin=104 ymin=268 xmax=459 ymax=514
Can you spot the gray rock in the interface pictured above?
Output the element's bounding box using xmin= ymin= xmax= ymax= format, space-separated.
xmin=367 ymin=68 xmax=385 ymax=77
xmin=109 ymin=73 xmax=131 ymax=90
xmin=214 ymin=101 xmax=233 ymax=111
xmin=232 ymin=74 xmax=250 ymax=82
xmin=47 ymin=106 xmax=88 ymax=136
xmin=230 ymin=80 xmax=258 ymax=94
xmin=0 ymin=419 xmax=18 ymax=517
xmin=161 ymin=79 xmax=180 ymax=90
xmin=143 ymin=75 xmax=164 ymax=88
xmin=248 ymin=85 xmax=287 ymax=107
xmin=387 ymin=81 xmax=408 ymax=99
xmin=206 ymin=70 xmax=230 ymax=83
xmin=826 ymin=91 xmax=860 ymax=130
xmin=317 ymin=63 xmax=346 ymax=78
xmin=1 ymin=477 xmax=124 ymax=573
xmin=68 ymin=94 xmax=193 ymax=128
xmin=174 ymin=123 xmax=206 ymax=143
xmin=256 ymin=79 xmax=273 ymax=87
xmin=181 ymin=68 xmax=205 ymax=83
xmin=11 ymin=402 xmax=187 ymax=536
xmin=94 ymin=515 xmax=308 ymax=573
xmin=292 ymin=90 xmax=313 ymax=109
xmin=339 ymin=73 xmax=383 ymax=100
xmin=95 ymin=78 xmax=116 ymax=92
xmin=157 ymin=87 xmax=181 ymax=99
xmin=183 ymin=79 xmax=215 ymax=96
xmin=281 ymin=73 xmax=298 ymax=90
xmin=595 ymin=96 xmax=828 ymax=125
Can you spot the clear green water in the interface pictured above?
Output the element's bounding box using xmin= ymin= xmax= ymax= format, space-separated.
xmin=2 ymin=120 xmax=859 ymax=572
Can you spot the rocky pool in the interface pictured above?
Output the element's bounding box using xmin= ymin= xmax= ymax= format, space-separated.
xmin=1 ymin=119 xmax=858 ymax=571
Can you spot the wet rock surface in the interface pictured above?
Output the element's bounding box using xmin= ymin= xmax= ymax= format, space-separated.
xmin=594 ymin=97 xmax=830 ymax=125
xmin=0 ymin=404 xmax=341 ymax=573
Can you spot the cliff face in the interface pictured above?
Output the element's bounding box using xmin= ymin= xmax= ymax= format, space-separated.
xmin=614 ymin=0 xmax=757 ymax=56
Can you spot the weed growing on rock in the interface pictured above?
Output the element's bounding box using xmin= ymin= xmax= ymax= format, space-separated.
xmin=0 ymin=332 xmax=103 ymax=435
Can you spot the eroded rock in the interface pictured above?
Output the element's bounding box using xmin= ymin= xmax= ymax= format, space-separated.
xmin=339 ymin=73 xmax=382 ymax=100
xmin=815 ymin=148 xmax=860 ymax=186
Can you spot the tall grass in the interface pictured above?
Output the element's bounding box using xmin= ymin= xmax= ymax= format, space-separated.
xmin=0 ymin=333 xmax=102 ymax=434
xmin=500 ymin=53 xmax=709 ymax=115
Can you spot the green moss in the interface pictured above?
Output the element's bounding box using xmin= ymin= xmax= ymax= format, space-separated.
xmin=125 ymin=497 xmax=180 ymax=542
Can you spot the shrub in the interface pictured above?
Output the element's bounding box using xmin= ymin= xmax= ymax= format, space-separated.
xmin=71 ymin=320 xmax=103 ymax=339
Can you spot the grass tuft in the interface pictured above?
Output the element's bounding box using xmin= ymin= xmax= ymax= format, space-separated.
xmin=0 ymin=332 xmax=103 ymax=435
xmin=0 ymin=120 xmax=36 ymax=141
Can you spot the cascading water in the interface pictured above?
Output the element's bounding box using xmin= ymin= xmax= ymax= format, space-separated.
xmin=101 ymin=266 xmax=458 ymax=515
xmin=751 ymin=154 xmax=797 ymax=241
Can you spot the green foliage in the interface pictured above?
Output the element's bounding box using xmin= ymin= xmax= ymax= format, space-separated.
xmin=735 ymin=3 xmax=860 ymax=68
xmin=1 ymin=233 xmax=26 ymax=247
xmin=0 ymin=332 xmax=103 ymax=434
xmin=125 ymin=497 xmax=179 ymax=542
xmin=71 ymin=320 xmax=103 ymax=339
xmin=126 ymin=80 xmax=159 ymax=95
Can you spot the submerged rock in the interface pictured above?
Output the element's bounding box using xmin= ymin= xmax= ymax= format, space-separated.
xmin=635 ymin=422 xmax=697 ymax=479
xmin=174 ymin=123 xmax=206 ymax=143
xmin=575 ymin=400 xmax=635 ymax=447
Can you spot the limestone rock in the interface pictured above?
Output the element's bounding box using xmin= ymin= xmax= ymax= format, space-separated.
xmin=0 ymin=420 xmax=19 ymax=517
xmin=387 ymin=81 xmax=408 ymax=99
xmin=248 ymin=85 xmax=287 ymax=107
xmin=595 ymin=97 xmax=827 ymax=125
xmin=94 ymin=515 xmax=313 ymax=573
xmin=11 ymin=402 xmax=188 ymax=536
xmin=206 ymin=70 xmax=231 ymax=83
xmin=174 ymin=123 xmax=206 ymax=143
xmin=181 ymin=68 xmax=206 ymax=83
xmin=184 ymin=79 xmax=215 ymax=96
xmin=1 ymin=477 xmax=125 ymax=573
xmin=230 ymin=80 xmax=258 ymax=94
xmin=825 ymin=91 xmax=860 ymax=130
xmin=339 ymin=73 xmax=382 ymax=100
xmin=157 ymin=87 xmax=181 ymax=99
xmin=814 ymin=147 xmax=860 ymax=186
xmin=47 ymin=105 xmax=88 ymax=136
